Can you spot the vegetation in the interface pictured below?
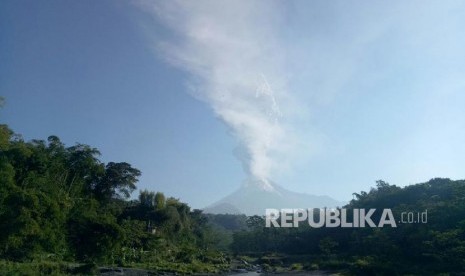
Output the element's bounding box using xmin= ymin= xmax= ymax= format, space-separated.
xmin=0 ymin=124 xmax=228 ymax=274
xmin=1 ymin=118 xmax=465 ymax=275
xmin=229 ymin=179 xmax=465 ymax=275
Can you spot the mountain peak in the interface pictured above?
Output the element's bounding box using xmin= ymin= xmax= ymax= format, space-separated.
xmin=204 ymin=181 xmax=345 ymax=216
xmin=243 ymin=177 xmax=277 ymax=192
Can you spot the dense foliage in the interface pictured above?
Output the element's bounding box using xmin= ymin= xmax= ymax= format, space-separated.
xmin=0 ymin=124 xmax=227 ymax=273
xmin=230 ymin=179 xmax=465 ymax=275
xmin=1 ymin=119 xmax=464 ymax=275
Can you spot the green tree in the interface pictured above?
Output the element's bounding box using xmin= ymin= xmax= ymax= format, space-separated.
xmin=94 ymin=162 xmax=140 ymax=201
xmin=155 ymin=192 xmax=166 ymax=210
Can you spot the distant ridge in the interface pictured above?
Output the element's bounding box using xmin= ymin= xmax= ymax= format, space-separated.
xmin=203 ymin=179 xmax=345 ymax=215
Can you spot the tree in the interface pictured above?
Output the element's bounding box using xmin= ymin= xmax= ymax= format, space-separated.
xmin=68 ymin=208 xmax=123 ymax=262
xmin=155 ymin=192 xmax=166 ymax=210
xmin=94 ymin=162 xmax=140 ymax=201
xmin=319 ymin=237 xmax=338 ymax=256
xmin=139 ymin=189 xmax=156 ymax=208
xmin=0 ymin=125 xmax=12 ymax=151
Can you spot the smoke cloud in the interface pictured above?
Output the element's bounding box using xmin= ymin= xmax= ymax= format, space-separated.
xmin=139 ymin=1 xmax=292 ymax=190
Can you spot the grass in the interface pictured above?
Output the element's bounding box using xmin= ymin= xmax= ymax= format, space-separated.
xmin=0 ymin=260 xmax=77 ymax=275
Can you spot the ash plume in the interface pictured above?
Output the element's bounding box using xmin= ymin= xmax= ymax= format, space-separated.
xmin=139 ymin=1 xmax=292 ymax=190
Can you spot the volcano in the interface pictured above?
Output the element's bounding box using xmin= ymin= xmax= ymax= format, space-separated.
xmin=203 ymin=179 xmax=345 ymax=215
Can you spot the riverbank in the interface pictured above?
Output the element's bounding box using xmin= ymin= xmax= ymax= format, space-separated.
xmin=0 ymin=259 xmax=343 ymax=275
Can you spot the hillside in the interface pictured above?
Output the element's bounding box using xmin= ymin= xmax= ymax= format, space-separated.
xmin=204 ymin=178 xmax=345 ymax=215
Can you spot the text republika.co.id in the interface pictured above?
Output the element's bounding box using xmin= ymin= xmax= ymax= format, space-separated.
xmin=265 ymin=208 xmax=428 ymax=228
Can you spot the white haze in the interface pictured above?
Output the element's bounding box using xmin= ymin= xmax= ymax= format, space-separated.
xmin=137 ymin=1 xmax=465 ymax=200
xmin=139 ymin=0 xmax=294 ymax=191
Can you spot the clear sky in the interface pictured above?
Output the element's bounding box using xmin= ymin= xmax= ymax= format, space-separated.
xmin=2 ymin=1 xmax=465 ymax=208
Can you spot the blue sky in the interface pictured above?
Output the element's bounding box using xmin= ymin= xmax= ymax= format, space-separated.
xmin=2 ymin=1 xmax=465 ymax=208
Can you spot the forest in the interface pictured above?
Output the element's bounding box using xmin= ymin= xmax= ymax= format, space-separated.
xmin=1 ymin=122 xmax=465 ymax=275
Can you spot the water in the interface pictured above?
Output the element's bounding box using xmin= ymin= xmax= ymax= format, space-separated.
xmin=227 ymin=272 xmax=330 ymax=276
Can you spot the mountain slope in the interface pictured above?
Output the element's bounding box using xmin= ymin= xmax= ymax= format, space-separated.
xmin=204 ymin=179 xmax=345 ymax=215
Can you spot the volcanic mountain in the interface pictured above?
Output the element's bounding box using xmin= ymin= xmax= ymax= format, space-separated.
xmin=203 ymin=179 xmax=345 ymax=215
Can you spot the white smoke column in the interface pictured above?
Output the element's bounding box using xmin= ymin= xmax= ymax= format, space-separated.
xmin=139 ymin=0 xmax=290 ymax=191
